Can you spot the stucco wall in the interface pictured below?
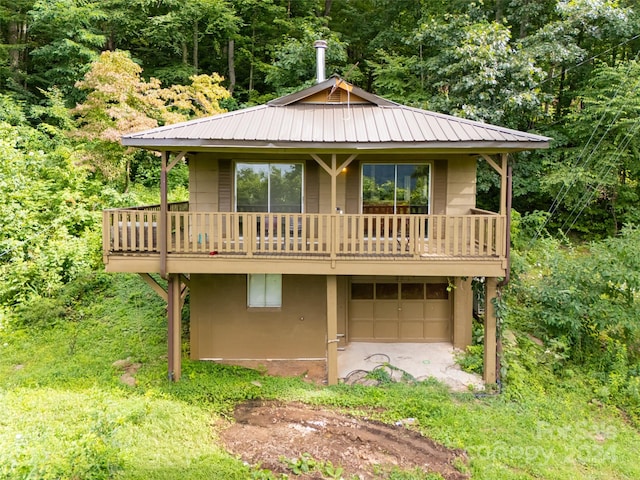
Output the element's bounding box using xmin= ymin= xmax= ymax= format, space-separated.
xmin=190 ymin=274 xmax=329 ymax=360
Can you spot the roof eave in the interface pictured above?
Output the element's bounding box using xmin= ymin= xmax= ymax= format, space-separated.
xmin=120 ymin=138 xmax=550 ymax=154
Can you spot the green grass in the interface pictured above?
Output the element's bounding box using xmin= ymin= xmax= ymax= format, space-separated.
xmin=1 ymin=273 xmax=640 ymax=479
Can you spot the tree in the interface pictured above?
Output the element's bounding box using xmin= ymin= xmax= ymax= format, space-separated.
xmin=541 ymin=60 xmax=640 ymax=236
xmin=73 ymin=50 xmax=230 ymax=188
xmin=27 ymin=0 xmax=108 ymax=98
xmin=0 ymin=94 xmax=99 ymax=306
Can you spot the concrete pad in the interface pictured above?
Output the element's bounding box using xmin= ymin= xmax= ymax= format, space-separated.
xmin=338 ymin=342 xmax=484 ymax=392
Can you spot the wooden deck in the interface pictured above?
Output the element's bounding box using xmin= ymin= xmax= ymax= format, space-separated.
xmin=102 ymin=208 xmax=507 ymax=277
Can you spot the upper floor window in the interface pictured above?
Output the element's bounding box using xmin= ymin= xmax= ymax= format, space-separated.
xmin=235 ymin=162 xmax=303 ymax=213
xmin=362 ymin=164 xmax=430 ymax=214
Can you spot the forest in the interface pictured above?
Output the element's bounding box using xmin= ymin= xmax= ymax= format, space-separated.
xmin=1 ymin=1 xmax=640 ymax=479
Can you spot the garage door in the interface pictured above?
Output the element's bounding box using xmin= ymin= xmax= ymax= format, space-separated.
xmin=349 ymin=279 xmax=451 ymax=342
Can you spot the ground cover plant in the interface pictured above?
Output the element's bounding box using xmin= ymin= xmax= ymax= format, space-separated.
xmin=1 ymin=269 xmax=640 ymax=479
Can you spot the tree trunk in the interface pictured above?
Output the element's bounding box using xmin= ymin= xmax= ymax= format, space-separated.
xmin=495 ymin=0 xmax=503 ymax=21
xmin=8 ymin=20 xmax=25 ymax=70
xmin=182 ymin=41 xmax=188 ymax=65
xmin=228 ymin=38 xmax=236 ymax=95
xmin=556 ymin=65 xmax=566 ymax=121
xmin=323 ymin=0 xmax=333 ymax=16
xmin=249 ymin=26 xmax=255 ymax=92
xmin=193 ymin=19 xmax=199 ymax=74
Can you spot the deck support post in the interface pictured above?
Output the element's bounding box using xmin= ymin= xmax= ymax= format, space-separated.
xmin=160 ymin=152 xmax=168 ymax=278
xmin=326 ymin=275 xmax=338 ymax=385
xmin=453 ymin=276 xmax=473 ymax=350
xmin=484 ymin=277 xmax=498 ymax=384
xmin=167 ymin=273 xmax=182 ymax=381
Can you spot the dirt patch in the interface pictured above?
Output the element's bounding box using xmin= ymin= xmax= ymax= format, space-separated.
xmin=112 ymin=358 xmax=142 ymax=387
xmin=219 ymin=400 xmax=469 ymax=479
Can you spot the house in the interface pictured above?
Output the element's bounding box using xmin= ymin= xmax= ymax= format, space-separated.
xmin=104 ymin=41 xmax=550 ymax=385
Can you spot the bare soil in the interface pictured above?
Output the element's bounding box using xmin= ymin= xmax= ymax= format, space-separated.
xmin=219 ymin=400 xmax=469 ymax=479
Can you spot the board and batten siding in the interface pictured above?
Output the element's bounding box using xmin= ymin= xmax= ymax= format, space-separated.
xmin=188 ymin=154 xmax=476 ymax=215
xmin=188 ymin=153 xmax=219 ymax=212
xmin=446 ymin=157 xmax=477 ymax=215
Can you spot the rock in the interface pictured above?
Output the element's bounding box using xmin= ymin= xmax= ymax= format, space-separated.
xmin=120 ymin=372 xmax=137 ymax=387
xmin=112 ymin=358 xmax=133 ymax=370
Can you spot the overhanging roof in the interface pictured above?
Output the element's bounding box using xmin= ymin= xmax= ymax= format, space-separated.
xmin=121 ymin=77 xmax=551 ymax=153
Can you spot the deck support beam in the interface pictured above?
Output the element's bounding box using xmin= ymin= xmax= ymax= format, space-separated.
xmin=484 ymin=277 xmax=498 ymax=384
xmin=481 ymin=153 xmax=509 ymax=215
xmin=326 ymin=275 xmax=338 ymax=385
xmin=139 ymin=273 xmax=168 ymax=301
xmin=167 ymin=273 xmax=182 ymax=382
xmin=160 ymin=152 xmax=168 ymax=278
xmin=159 ymin=151 xmax=188 ymax=278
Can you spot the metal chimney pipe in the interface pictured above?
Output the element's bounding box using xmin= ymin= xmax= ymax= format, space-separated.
xmin=314 ymin=40 xmax=327 ymax=83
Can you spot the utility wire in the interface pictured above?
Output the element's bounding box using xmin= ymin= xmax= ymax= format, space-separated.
xmin=562 ymin=116 xmax=640 ymax=235
xmin=530 ymin=50 xmax=640 ymax=243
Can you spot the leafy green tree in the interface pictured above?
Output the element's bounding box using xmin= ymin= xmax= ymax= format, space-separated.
xmin=413 ymin=16 xmax=547 ymax=129
xmin=523 ymin=0 xmax=638 ymax=120
xmin=73 ymin=50 xmax=230 ymax=189
xmin=27 ymin=0 xmax=107 ymax=98
xmin=541 ymin=60 xmax=640 ymax=236
xmin=264 ymin=26 xmax=348 ymax=94
xmin=0 ymin=94 xmax=100 ymax=306
xmin=0 ymin=0 xmax=34 ymax=90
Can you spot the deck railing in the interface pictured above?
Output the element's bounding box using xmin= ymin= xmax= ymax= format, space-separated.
xmin=104 ymin=209 xmax=506 ymax=259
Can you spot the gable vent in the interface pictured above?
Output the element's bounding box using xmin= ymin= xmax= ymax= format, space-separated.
xmin=327 ymin=90 xmax=342 ymax=103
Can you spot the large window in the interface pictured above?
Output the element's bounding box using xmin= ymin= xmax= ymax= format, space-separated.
xmin=236 ymin=163 xmax=303 ymax=213
xmin=247 ymin=274 xmax=282 ymax=308
xmin=362 ymin=164 xmax=430 ymax=214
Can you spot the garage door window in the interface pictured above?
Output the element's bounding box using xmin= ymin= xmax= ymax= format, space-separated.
xmin=351 ymin=281 xmax=449 ymax=301
xmin=376 ymin=283 xmax=398 ymax=300
xmin=401 ymin=283 xmax=424 ymax=299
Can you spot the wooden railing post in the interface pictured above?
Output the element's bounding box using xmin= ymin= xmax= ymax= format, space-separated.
xmin=330 ymin=214 xmax=337 ymax=262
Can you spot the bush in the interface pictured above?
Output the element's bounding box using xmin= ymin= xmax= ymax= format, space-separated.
xmin=504 ymin=226 xmax=640 ymax=422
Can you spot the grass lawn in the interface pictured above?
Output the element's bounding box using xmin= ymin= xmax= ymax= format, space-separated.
xmin=1 ymin=274 xmax=639 ymax=479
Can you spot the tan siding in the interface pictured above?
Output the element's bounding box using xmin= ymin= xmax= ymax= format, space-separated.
xmin=432 ymin=160 xmax=447 ymax=215
xmin=337 ymin=170 xmax=346 ymax=212
xmin=319 ymin=170 xmax=331 ymax=213
xmin=301 ymin=89 xmax=369 ymax=104
xmin=305 ymin=160 xmax=319 ymax=213
xmin=189 ymin=154 xmax=219 ymax=212
xmin=345 ymin=160 xmax=360 ymax=214
xmin=447 ymin=158 xmax=477 ymax=214
xmin=190 ymin=274 xmax=327 ymax=359
xmin=218 ymin=159 xmax=232 ymax=212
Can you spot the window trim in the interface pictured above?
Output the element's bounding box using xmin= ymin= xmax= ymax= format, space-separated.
xmin=247 ymin=273 xmax=282 ymax=309
xmin=360 ymin=162 xmax=432 ymax=215
xmin=234 ymin=161 xmax=305 ymax=213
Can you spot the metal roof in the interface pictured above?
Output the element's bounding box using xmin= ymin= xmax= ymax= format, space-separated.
xmin=121 ymin=77 xmax=550 ymax=153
